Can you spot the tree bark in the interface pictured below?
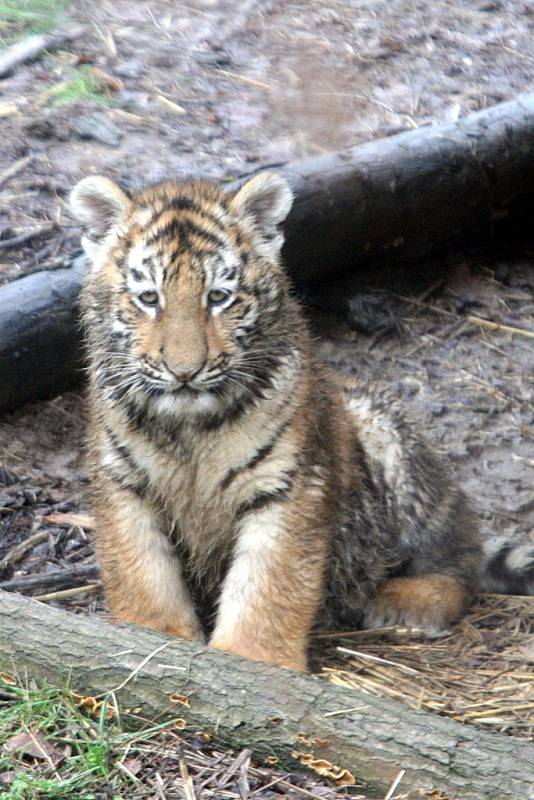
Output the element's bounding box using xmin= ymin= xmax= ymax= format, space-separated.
xmin=0 ymin=255 xmax=86 ymax=413
xmin=3 ymin=92 xmax=534 ymax=413
xmin=0 ymin=589 xmax=532 ymax=800
xmin=282 ymin=91 xmax=534 ymax=282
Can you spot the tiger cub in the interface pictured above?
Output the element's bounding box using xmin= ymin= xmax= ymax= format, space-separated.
xmin=71 ymin=171 xmax=485 ymax=671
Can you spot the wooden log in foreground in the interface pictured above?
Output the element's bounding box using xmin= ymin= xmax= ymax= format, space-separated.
xmin=1 ymin=589 xmax=532 ymax=800
xmin=3 ymin=92 xmax=534 ymax=413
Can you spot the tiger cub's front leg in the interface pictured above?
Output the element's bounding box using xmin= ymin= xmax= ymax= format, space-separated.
xmin=93 ymin=479 xmax=203 ymax=641
xmin=210 ymin=496 xmax=328 ymax=671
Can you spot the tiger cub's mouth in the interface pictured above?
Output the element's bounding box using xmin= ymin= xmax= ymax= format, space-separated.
xmin=140 ymin=371 xmax=230 ymax=402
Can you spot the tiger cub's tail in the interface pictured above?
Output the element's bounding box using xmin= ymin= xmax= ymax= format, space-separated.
xmin=483 ymin=538 xmax=534 ymax=595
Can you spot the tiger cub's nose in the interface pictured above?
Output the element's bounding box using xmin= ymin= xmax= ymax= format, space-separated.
xmin=163 ymin=360 xmax=205 ymax=383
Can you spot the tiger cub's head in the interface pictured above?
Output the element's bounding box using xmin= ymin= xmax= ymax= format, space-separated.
xmin=70 ymin=172 xmax=295 ymax=417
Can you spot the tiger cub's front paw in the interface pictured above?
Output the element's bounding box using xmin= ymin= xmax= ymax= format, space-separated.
xmin=209 ymin=634 xmax=307 ymax=671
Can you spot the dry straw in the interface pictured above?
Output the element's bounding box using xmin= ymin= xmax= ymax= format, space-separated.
xmin=317 ymin=594 xmax=534 ymax=739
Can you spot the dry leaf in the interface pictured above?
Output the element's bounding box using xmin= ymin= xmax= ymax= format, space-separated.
xmin=122 ymin=757 xmax=143 ymax=777
xmin=3 ymin=731 xmax=62 ymax=765
xmin=90 ymin=67 xmax=123 ymax=92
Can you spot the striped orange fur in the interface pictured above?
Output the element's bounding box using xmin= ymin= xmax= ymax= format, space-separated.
xmin=71 ymin=171 xmax=484 ymax=671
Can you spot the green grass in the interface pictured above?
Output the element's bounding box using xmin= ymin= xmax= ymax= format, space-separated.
xmin=51 ymin=66 xmax=110 ymax=107
xmin=0 ymin=678 xmax=175 ymax=799
xmin=0 ymin=0 xmax=109 ymax=108
xmin=0 ymin=0 xmax=69 ymax=45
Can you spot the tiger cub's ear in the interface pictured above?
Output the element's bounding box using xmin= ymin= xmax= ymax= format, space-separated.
xmin=230 ymin=171 xmax=293 ymax=256
xmin=70 ymin=176 xmax=131 ymax=259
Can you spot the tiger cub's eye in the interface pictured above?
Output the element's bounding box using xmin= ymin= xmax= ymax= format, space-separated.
xmin=208 ymin=289 xmax=229 ymax=305
xmin=138 ymin=290 xmax=159 ymax=306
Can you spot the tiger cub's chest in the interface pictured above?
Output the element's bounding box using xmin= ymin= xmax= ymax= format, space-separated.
xmin=119 ymin=417 xmax=293 ymax=536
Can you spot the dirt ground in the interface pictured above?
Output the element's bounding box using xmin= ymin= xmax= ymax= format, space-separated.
xmin=1 ymin=1 xmax=534 ymax=797
xmin=2 ymin=0 xmax=534 ymax=281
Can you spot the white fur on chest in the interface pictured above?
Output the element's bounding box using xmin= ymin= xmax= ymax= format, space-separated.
xmin=102 ymin=387 xmax=299 ymax=544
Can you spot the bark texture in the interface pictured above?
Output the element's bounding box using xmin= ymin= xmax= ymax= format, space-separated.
xmin=282 ymin=91 xmax=534 ymax=282
xmin=2 ymin=93 xmax=534 ymax=412
xmin=1 ymin=589 xmax=532 ymax=800
xmin=0 ymin=255 xmax=86 ymax=412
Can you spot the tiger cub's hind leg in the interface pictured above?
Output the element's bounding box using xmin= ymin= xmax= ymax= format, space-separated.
xmin=364 ymin=574 xmax=470 ymax=636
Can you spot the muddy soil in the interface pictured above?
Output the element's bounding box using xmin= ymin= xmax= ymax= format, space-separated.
xmin=1 ymin=0 xmax=534 ymax=280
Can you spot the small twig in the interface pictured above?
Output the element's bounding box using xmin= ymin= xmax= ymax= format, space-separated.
xmin=324 ymin=705 xmax=370 ymax=717
xmin=154 ymin=771 xmax=168 ymax=800
xmin=0 ymin=529 xmax=49 ymax=570
xmin=396 ymin=294 xmax=534 ymax=340
xmin=0 ymin=26 xmax=84 ymax=79
xmin=22 ymin=722 xmax=60 ymax=778
xmin=238 ymin=751 xmax=251 ymax=800
xmin=395 ymin=293 xmax=456 ymax=319
xmin=383 ymin=768 xmax=406 ymax=800
xmin=101 ymin=641 xmax=172 ymax=697
xmin=179 ymin=745 xmax=197 ymax=800
xmin=215 ymin=68 xmax=272 ymax=91
xmin=275 ymin=779 xmax=337 ymax=800
xmin=0 ymin=155 xmax=34 ymax=190
xmin=43 ymin=511 xmax=95 ymax=529
xmin=337 ymin=646 xmax=420 ymax=674
xmin=0 ymin=34 xmax=51 ymax=78
xmin=34 ymin=583 xmax=101 ymax=603
xmin=218 ymin=748 xmax=253 ymax=788
xmin=315 ymin=625 xmax=425 ymax=641
xmin=466 ymin=314 xmax=534 ymax=340
xmin=0 ymin=224 xmax=55 ymax=253
xmin=0 ymin=564 xmax=99 ymax=595
xmin=116 ymin=759 xmax=141 ymax=784
xmin=250 ymin=773 xmax=291 ymax=796
xmin=155 ymin=94 xmax=186 ymax=114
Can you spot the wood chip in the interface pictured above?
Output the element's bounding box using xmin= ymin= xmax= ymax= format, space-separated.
xmin=43 ymin=512 xmax=95 ymax=529
xmin=156 ymin=94 xmax=187 ymax=114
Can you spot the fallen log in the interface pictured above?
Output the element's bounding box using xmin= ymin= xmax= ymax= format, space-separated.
xmin=0 ymin=254 xmax=86 ymax=412
xmin=283 ymin=91 xmax=534 ymax=282
xmin=0 ymin=588 xmax=532 ymax=800
xmin=3 ymin=92 xmax=534 ymax=413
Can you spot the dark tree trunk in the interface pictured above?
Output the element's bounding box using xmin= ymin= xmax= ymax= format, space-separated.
xmin=1 ymin=589 xmax=532 ymax=800
xmin=282 ymin=92 xmax=534 ymax=282
xmin=0 ymin=255 xmax=86 ymax=413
